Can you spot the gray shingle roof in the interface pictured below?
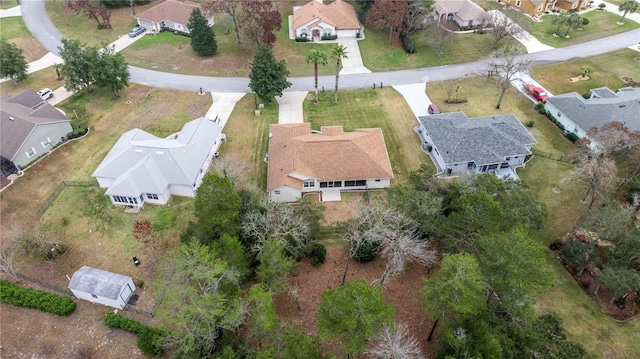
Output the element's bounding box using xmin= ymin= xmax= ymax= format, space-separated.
xmin=418 ymin=112 xmax=537 ymax=166
xmin=92 ymin=118 xmax=221 ymax=194
xmin=68 ymin=266 xmax=131 ymax=300
xmin=546 ymin=87 xmax=640 ymax=133
xmin=1 ymin=90 xmax=71 ymax=161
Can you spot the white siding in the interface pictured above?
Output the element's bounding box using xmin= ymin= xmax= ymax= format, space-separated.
xmin=544 ymin=102 xmax=587 ymax=139
xmin=270 ymin=186 xmax=301 ymax=202
xmin=169 ymin=184 xmax=196 ymax=197
xmin=366 ymin=178 xmax=390 ymax=189
xmin=70 ymin=279 xmax=135 ymax=309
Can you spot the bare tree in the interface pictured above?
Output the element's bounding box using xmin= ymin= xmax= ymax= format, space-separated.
xmin=486 ymin=10 xmax=524 ymax=49
xmin=576 ymin=154 xmax=620 ymax=209
xmin=365 ymin=323 xmax=424 ymax=359
xmin=378 ymin=228 xmax=437 ymax=285
xmin=71 ymin=0 xmax=112 ymax=29
xmin=430 ymin=21 xmax=455 ymax=57
xmin=208 ymin=153 xmax=250 ymax=188
xmin=205 ymin=0 xmax=241 ymax=44
xmin=240 ymin=199 xmax=311 ymax=258
xmin=0 ymin=246 xmax=17 ymax=279
xmin=475 ymin=45 xmax=531 ymax=109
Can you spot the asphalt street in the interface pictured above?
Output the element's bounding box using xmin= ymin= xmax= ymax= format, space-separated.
xmin=20 ymin=0 xmax=640 ymax=93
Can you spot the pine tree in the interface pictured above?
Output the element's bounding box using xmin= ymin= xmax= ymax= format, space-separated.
xmin=248 ymin=46 xmax=291 ymax=108
xmin=187 ymin=8 xmax=217 ymax=56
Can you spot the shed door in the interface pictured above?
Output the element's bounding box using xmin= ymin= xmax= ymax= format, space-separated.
xmin=120 ymin=284 xmax=133 ymax=303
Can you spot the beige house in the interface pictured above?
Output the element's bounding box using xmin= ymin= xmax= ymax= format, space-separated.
xmin=500 ymin=0 xmax=589 ymax=16
xmin=292 ymin=0 xmax=361 ymax=39
xmin=135 ymin=0 xmax=213 ymax=35
xmin=267 ymin=123 xmax=394 ymax=202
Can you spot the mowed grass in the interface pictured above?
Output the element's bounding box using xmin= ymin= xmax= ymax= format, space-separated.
xmin=0 ymin=16 xmax=48 ymax=62
xmin=532 ymin=49 xmax=640 ymax=95
xmin=0 ymin=68 xmax=66 ymax=96
xmin=303 ymin=88 xmax=431 ymax=183
xmin=0 ymin=0 xmax=17 ymax=10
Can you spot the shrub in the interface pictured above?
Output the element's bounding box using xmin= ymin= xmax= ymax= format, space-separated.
xmin=400 ymin=35 xmax=415 ymax=54
xmin=566 ymin=132 xmax=580 ymax=143
xmin=598 ymin=3 xmax=605 ymax=10
xmin=321 ymin=34 xmax=337 ymax=40
xmin=137 ymin=326 xmax=166 ymax=357
xmin=0 ymin=279 xmax=76 ymax=316
xmin=535 ymin=102 xmax=545 ymax=113
xmin=352 ymin=241 xmax=380 ymax=262
xmin=104 ymin=312 xmax=145 ymax=334
xmin=525 ymin=120 xmax=535 ymax=128
xmin=305 ymin=241 xmax=326 ymax=266
xmin=295 ymin=36 xmax=309 ymax=42
xmin=582 ymin=18 xmax=589 ymax=26
xmin=582 ymin=92 xmax=591 ymax=99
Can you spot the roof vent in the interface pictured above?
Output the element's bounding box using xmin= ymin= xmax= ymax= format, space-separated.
xmin=156 ymin=151 xmax=164 ymax=155
xmin=619 ymin=104 xmax=626 ymax=108
xmin=9 ymin=117 xmax=15 ymax=121
xmin=135 ymin=149 xmax=142 ymax=153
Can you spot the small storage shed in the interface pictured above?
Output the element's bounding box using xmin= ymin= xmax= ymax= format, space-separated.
xmin=68 ymin=266 xmax=136 ymax=309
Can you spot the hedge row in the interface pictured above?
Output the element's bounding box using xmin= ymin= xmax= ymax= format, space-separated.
xmin=543 ymin=111 xmax=580 ymax=143
xmin=295 ymin=36 xmax=309 ymax=42
xmin=104 ymin=312 xmax=166 ymax=357
xmin=67 ymin=124 xmax=88 ymax=140
xmin=0 ymin=279 xmax=76 ymax=316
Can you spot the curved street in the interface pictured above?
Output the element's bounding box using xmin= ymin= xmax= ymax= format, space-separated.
xmin=19 ymin=0 xmax=640 ymax=93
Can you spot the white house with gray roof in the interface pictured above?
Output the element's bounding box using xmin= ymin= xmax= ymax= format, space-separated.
xmin=68 ymin=266 xmax=135 ymax=309
xmin=417 ymin=112 xmax=537 ymax=179
xmin=544 ymin=87 xmax=640 ymax=141
xmin=92 ymin=118 xmax=222 ymax=208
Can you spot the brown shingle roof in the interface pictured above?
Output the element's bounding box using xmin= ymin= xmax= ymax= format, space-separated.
xmin=136 ymin=0 xmax=201 ymax=26
xmin=1 ymin=90 xmax=71 ymax=161
xmin=293 ymin=0 xmax=360 ymax=30
xmin=267 ymin=123 xmax=394 ymax=191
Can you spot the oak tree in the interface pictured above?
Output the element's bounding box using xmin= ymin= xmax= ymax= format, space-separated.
xmin=238 ymin=0 xmax=281 ymax=46
xmin=0 ymin=40 xmax=28 ymax=84
xmin=366 ymin=0 xmax=410 ymax=46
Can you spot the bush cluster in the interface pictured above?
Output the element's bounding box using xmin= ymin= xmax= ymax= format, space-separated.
xmin=67 ymin=124 xmax=88 ymax=140
xmin=295 ymin=36 xmax=309 ymax=42
xmin=305 ymin=241 xmax=326 ymax=266
xmin=104 ymin=312 xmax=166 ymax=356
xmin=321 ymin=34 xmax=338 ymax=40
xmin=0 ymin=279 xmax=76 ymax=316
xmin=353 ymin=241 xmax=380 ymax=262
xmin=400 ymin=34 xmax=415 ymax=54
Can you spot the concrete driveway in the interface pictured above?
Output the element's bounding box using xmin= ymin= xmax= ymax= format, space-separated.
xmin=336 ymin=38 xmax=371 ymax=75
xmin=513 ymin=71 xmax=554 ymax=104
xmin=205 ymin=93 xmax=246 ymax=128
xmin=276 ymin=91 xmax=308 ymax=124
xmin=392 ymin=83 xmax=431 ymax=119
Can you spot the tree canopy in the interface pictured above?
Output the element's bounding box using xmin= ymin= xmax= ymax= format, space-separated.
xmin=0 ymin=40 xmax=28 ymax=84
xmin=248 ymin=45 xmax=291 ymax=108
xmin=194 ymin=173 xmax=241 ymax=242
xmin=187 ymin=7 xmax=217 ymax=56
xmin=238 ymin=0 xmax=281 ymax=46
xmin=366 ymin=0 xmax=410 ymax=46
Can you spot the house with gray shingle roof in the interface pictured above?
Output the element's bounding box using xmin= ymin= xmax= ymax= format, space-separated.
xmin=432 ymin=0 xmax=488 ymax=28
xmin=292 ymin=0 xmax=361 ymax=39
xmin=417 ymin=112 xmax=536 ymax=179
xmin=68 ymin=266 xmax=135 ymax=309
xmin=92 ymin=118 xmax=222 ymax=208
xmin=1 ymin=90 xmax=72 ymax=178
xmin=544 ymin=87 xmax=640 ymax=141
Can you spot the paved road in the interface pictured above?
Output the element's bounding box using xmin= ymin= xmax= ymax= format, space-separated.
xmin=20 ymin=0 xmax=640 ymax=94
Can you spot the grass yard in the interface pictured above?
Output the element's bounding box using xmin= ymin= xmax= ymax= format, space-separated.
xmin=0 ymin=0 xmax=17 ymax=10
xmin=303 ymin=88 xmax=431 ymax=183
xmin=0 ymin=16 xmax=48 ymax=62
xmin=0 ymin=68 xmax=65 ymax=95
xmin=531 ymin=48 xmax=640 ymax=95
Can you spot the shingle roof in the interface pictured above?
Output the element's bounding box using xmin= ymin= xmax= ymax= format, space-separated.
xmin=136 ymin=0 xmax=201 ymax=26
xmin=418 ymin=112 xmax=537 ymax=165
xmin=267 ymin=124 xmax=394 ymax=191
xmin=547 ymin=87 xmax=640 ymax=133
xmin=1 ymin=90 xmax=71 ymax=161
xmin=434 ymin=0 xmax=487 ymax=22
xmin=68 ymin=266 xmax=131 ymax=300
xmin=92 ymin=118 xmax=221 ymax=195
xmin=293 ymin=0 xmax=360 ymax=30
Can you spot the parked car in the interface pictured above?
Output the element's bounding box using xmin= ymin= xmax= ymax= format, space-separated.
xmin=37 ymin=88 xmax=53 ymax=100
xmin=427 ymin=103 xmax=441 ymax=115
xmin=525 ymin=84 xmax=549 ymax=103
xmin=128 ymin=26 xmax=146 ymax=38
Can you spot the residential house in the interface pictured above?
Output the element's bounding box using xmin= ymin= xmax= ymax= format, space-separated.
xmin=501 ymin=0 xmax=548 ymax=16
xmin=68 ymin=266 xmax=136 ymax=309
xmin=432 ymin=0 xmax=488 ymax=28
xmin=135 ymin=0 xmax=213 ymax=35
xmin=554 ymin=0 xmax=591 ymax=11
xmin=292 ymin=0 xmax=361 ymax=39
xmin=267 ymin=123 xmax=394 ymax=202
xmin=544 ymin=87 xmax=640 ymax=141
xmin=0 ymin=90 xmax=72 ymax=177
xmin=92 ymin=118 xmax=222 ymax=208
xmin=417 ymin=112 xmax=537 ymax=179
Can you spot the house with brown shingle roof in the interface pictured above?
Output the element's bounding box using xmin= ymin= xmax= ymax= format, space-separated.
xmin=292 ymin=0 xmax=361 ymax=39
xmin=135 ymin=0 xmax=213 ymax=35
xmin=267 ymin=123 xmax=394 ymax=202
xmin=0 ymin=90 xmax=72 ymax=178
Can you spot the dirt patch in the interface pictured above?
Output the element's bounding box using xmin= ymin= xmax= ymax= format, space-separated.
xmin=552 ymin=187 xmax=561 ymax=194
xmin=273 ymin=245 xmax=435 ymax=357
xmin=568 ymin=76 xmax=589 ymax=82
xmin=635 ymin=57 xmax=640 ymax=62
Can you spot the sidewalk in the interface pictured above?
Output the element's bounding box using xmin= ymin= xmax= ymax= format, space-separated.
xmin=0 ymin=4 xmax=20 ymax=18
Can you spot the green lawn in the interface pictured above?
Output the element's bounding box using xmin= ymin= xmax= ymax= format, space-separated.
xmin=303 ymin=88 xmax=431 ymax=183
xmin=0 ymin=0 xmax=18 ymax=10
xmin=0 ymin=16 xmax=29 ymax=40
xmin=0 ymin=68 xmax=67 ymax=97
xmin=531 ymin=49 xmax=640 ymax=95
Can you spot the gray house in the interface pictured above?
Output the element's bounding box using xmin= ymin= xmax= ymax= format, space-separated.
xmin=544 ymin=87 xmax=640 ymax=141
xmin=92 ymin=118 xmax=222 ymax=208
xmin=135 ymin=0 xmax=213 ymax=35
xmin=0 ymin=90 xmax=72 ymax=176
xmin=431 ymin=0 xmax=488 ymax=28
xmin=417 ymin=112 xmax=537 ymax=179
xmin=68 ymin=266 xmax=136 ymax=309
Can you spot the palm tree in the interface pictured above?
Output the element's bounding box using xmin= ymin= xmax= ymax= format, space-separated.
xmin=579 ymin=64 xmax=593 ymax=78
xmin=618 ymin=0 xmax=639 ymax=24
xmin=305 ymin=48 xmax=328 ymax=104
xmin=329 ymin=44 xmax=348 ymax=103
xmin=552 ymin=12 xmax=570 ymax=36
xmin=564 ymin=13 xmax=584 ymax=37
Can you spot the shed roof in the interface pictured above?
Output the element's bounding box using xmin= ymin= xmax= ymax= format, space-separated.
xmin=293 ymin=0 xmax=360 ymax=30
xmin=546 ymin=87 xmax=640 ymax=133
xmin=68 ymin=266 xmax=131 ymax=300
xmin=136 ymin=0 xmax=201 ymax=25
xmin=1 ymin=90 xmax=71 ymax=161
xmin=267 ymin=123 xmax=394 ymax=191
xmin=418 ymin=112 xmax=537 ymax=165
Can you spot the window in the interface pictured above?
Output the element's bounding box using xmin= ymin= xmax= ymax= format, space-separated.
xmin=488 ymin=164 xmax=499 ymax=170
xmin=303 ymin=179 xmax=315 ymax=188
xmin=147 ymin=193 xmax=159 ymax=200
xmin=557 ymin=111 xmax=561 ymax=117
xmin=323 ymin=29 xmax=331 ymax=36
xmin=301 ymin=28 xmax=307 ymax=36
xmin=344 ymin=180 xmax=366 ymax=187
xmin=274 ymin=190 xmax=281 ymax=195
xmin=320 ymin=181 xmax=341 ymax=188
xmin=25 ymin=147 xmax=37 ymax=158
xmin=538 ymin=4 xmax=543 ymax=11
xmin=41 ymin=138 xmax=52 ymax=148
xmin=506 ymin=157 xmax=511 ymax=160
xmin=375 ymin=179 xmax=381 ymax=182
